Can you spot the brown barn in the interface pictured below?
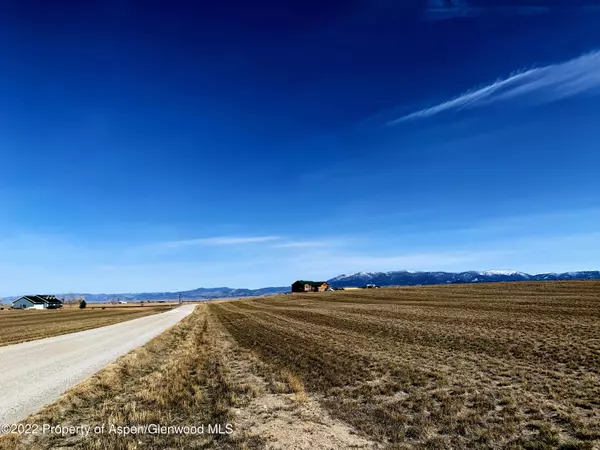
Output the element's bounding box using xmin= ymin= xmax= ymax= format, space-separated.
xmin=291 ymin=280 xmax=329 ymax=293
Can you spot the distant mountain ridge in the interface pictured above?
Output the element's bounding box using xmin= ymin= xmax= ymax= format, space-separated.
xmin=3 ymin=286 xmax=289 ymax=303
xmin=4 ymin=270 xmax=599 ymax=303
xmin=326 ymin=270 xmax=600 ymax=287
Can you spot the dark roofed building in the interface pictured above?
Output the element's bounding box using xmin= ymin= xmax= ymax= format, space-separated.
xmin=11 ymin=295 xmax=64 ymax=310
xmin=38 ymin=295 xmax=63 ymax=308
xmin=291 ymin=280 xmax=329 ymax=293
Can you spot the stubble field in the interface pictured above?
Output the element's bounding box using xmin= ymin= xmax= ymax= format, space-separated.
xmin=2 ymin=281 xmax=599 ymax=449
xmin=0 ymin=306 xmax=173 ymax=346
xmin=211 ymin=281 xmax=600 ymax=448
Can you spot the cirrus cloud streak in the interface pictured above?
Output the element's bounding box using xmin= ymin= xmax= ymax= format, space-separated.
xmin=388 ymin=50 xmax=600 ymax=124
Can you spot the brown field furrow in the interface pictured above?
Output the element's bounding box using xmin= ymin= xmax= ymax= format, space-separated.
xmin=217 ymin=297 xmax=600 ymax=391
xmin=234 ymin=299 xmax=600 ymax=337
xmin=254 ymin=288 xmax=600 ymax=320
xmin=315 ymin=297 xmax=600 ymax=319
xmin=0 ymin=307 xmax=172 ymax=346
xmin=211 ymin=304 xmax=381 ymax=389
xmin=211 ymin=282 xmax=600 ymax=448
xmin=261 ymin=308 xmax=600 ymax=370
xmin=225 ymin=299 xmax=600 ymax=372
xmin=223 ymin=299 xmax=600 ymax=413
xmin=326 ymin=302 xmax=600 ymax=324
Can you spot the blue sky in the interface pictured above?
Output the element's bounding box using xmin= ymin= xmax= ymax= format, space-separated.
xmin=1 ymin=1 xmax=600 ymax=295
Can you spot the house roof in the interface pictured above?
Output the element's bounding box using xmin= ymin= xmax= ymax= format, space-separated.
xmin=13 ymin=295 xmax=45 ymax=304
xmin=38 ymin=295 xmax=63 ymax=304
xmin=12 ymin=295 xmax=63 ymax=305
xmin=293 ymin=280 xmax=328 ymax=287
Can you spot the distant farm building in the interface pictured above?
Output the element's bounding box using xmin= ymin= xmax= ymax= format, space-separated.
xmin=292 ymin=280 xmax=329 ymax=293
xmin=11 ymin=295 xmax=63 ymax=310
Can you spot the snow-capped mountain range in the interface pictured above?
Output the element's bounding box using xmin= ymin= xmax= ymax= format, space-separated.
xmin=327 ymin=270 xmax=600 ymax=287
xmin=4 ymin=270 xmax=598 ymax=303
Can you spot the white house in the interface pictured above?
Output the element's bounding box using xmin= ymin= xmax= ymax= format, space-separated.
xmin=12 ymin=295 xmax=63 ymax=310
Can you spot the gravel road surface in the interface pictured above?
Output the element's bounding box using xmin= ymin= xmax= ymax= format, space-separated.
xmin=0 ymin=304 xmax=196 ymax=426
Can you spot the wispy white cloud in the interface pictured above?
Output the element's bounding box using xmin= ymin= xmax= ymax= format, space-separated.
xmin=271 ymin=239 xmax=344 ymax=248
xmin=388 ymin=50 xmax=600 ymax=124
xmin=2 ymin=227 xmax=600 ymax=296
xmin=158 ymin=236 xmax=281 ymax=248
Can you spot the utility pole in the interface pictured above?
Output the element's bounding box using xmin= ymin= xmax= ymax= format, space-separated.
xmin=178 ymin=292 xmax=182 ymax=304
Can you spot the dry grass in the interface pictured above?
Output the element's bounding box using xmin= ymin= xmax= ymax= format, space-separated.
xmin=0 ymin=306 xmax=259 ymax=450
xmin=0 ymin=306 xmax=172 ymax=346
xmin=280 ymin=369 xmax=309 ymax=403
xmin=211 ymin=281 xmax=600 ymax=449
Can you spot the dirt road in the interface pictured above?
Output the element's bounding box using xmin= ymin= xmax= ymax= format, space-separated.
xmin=0 ymin=304 xmax=195 ymax=426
